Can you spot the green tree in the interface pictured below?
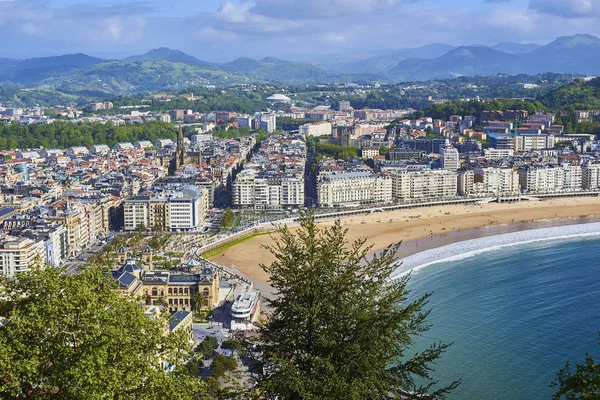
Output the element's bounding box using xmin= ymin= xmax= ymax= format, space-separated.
xmin=211 ymin=355 xmax=228 ymax=378
xmin=0 ymin=266 xmax=205 ymax=399
xmin=553 ymin=338 xmax=600 ymax=399
xmin=199 ymin=336 xmax=219 ymax=358
xmin=254 ymin=214 xmax=459 ymax=399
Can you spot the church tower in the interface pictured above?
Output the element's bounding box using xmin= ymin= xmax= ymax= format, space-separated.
xmin=169 ymin=124 xmax=186 ymax=175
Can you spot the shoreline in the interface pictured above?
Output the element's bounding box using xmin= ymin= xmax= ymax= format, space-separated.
xmin=390 ymin=220 xmax=600 ymax=279
xmin=207 ymin=197 xmax=600 ymax=292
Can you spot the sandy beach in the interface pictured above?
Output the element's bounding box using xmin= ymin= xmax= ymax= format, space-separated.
xmin=208 ymin=197 xmax=600 ymax=290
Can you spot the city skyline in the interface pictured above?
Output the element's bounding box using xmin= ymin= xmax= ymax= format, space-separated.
xmin=1 ymin=0 xmax=598 ymax=61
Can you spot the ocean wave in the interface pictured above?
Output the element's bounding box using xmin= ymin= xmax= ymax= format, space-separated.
xmin=390 ymin=222 xmax=600 ymax=280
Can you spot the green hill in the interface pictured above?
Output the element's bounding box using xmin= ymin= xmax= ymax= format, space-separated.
xmin=221 ymin=57 xmax=337 ymax=85
xmin=541 ymin=78 xmax=600 ymax=109
xmin=42 ymin=60 xmax=256 ymax=95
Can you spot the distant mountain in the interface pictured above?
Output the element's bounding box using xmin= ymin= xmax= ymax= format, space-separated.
xmin=519 ymin=34 xmax=600 ymax=75
xmin=0 ymin=53 xmax=105 ymax=84
xmin=491 ymin=42 xmax=541 ymax=54
xmin=319 ymin=44 xmax=457 ymax=74
xmin=2 ymin=34 xmax=600 ymax=94
xmin=388 ymin=46 xmax=517 ymax=81
xmin=0 ymin=58 xmax=21 ymax=74
xmin=386 ymin=34 xmax=600 ymax=82
xmin=221 ymin=57 xmax=336 ymax=85
xmin=122 ymin=48 xmax=213 ymax=67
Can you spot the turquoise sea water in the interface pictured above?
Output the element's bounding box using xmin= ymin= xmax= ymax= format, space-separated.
xmin=406 ymin=236 xmax=600 ymax=400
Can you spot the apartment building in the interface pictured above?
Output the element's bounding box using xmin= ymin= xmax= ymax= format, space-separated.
xmin=317 ymin=170 xmax=392 ymax=208
xmin=441 ymin=145 xmax=459 ymax=171
xmin=472 ymin=167 xmax=520 ymax=196
xmin=518 ymin=165 xmax=582 ymax=193
xmin=0 ymin=236 xmax=46 ymax=277
xmin=391 ymin=169 xmax=458 ymax=201
xmin=515 ymin=134 xmax=555 ymax=152
xmin=582 ymin=164 xmax=600 ymax=190
xmin=123 ymin=187 xmax=208 ymax=232
xmin=233 ymin=170 xmax=305 ymax=209
xmin=299 ymin=121 xmax=332 ymax=137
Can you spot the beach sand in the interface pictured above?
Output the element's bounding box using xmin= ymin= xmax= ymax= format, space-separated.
xmin=208 ymin=197 xmax=600 ymax=291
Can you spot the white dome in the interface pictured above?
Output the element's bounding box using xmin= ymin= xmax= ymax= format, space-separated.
xmin=266 ymin=94 xmax=291 ymax=102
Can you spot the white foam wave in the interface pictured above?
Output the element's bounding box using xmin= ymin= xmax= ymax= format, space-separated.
xmin=391 ymin=222 xmax=600 ymax=280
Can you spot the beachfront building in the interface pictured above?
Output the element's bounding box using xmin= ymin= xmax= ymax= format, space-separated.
xmin=233 ymin=170 xmax=305 ymax=209
xmin=317 ymin=170 xmax=392 ymax=208
xmin=582 ymin=164 xmax=600 ymax=190
xmin=458 ymin=170 xmax=474 ymax=196
xmin=472 ymin=167 xmax=520 ymax=196
xmin=518 ymin=164 xmax=582 ymax=193
xmin=390 ymin=169 xmax=458 ymax=201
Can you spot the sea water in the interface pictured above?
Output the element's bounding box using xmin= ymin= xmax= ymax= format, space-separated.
xmin=402 ymin=228 xmax=600 ymax=400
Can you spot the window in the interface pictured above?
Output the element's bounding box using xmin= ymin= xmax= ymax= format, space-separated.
xmin=168 ymin=299 xmax=172 ymax=305
xmin=168 ymin=288 xmax=172 ymax=295
xmin=184 ymin=299 xmax=188 ymax=305
xmin=184 ymin=288 xmax=189 ymax=295
xmin=203 ymin=288 xmax=210 ymax=297
xmin=178 ymin=288 xmax=183 ymax=295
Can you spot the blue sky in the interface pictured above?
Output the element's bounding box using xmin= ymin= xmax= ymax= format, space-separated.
xmin=0 ymin=0 xmax=597 ymax=61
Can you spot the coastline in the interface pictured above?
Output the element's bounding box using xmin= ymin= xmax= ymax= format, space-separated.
xmin=390 ymin=220 xmax=600 ymax=280
xmin=207 ymin=196 xmax=600 ymax=291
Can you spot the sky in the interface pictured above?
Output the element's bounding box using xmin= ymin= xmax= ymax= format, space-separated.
xmin=0 ymin=0 xmax=598 ymax=62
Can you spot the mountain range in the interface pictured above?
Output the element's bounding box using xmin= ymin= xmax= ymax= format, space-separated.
xmin=0 ymin=34 xmax=599 ymax=95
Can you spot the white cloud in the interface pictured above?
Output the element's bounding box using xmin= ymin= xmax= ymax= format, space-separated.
xmin=529 ymin=0 xmax=600 ymax=18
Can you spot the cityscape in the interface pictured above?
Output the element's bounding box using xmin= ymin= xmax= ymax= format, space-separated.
xmin=1 ymin=0 xmax=600 ymax=399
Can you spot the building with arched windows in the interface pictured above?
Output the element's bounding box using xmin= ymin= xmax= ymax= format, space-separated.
xmin=110 ymin=260 xmax=219 ymax=313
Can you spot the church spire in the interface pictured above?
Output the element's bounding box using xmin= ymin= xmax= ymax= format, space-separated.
xmin=176 ymin=124 xmax=185 ymax=169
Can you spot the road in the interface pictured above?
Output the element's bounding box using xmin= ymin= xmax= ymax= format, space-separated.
xmin=62 ymin=238 xmax=108 ymax=275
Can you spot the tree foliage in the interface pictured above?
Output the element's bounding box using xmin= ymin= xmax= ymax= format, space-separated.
xmin=553 ymin=338 xmax=600 ymax=400
xmin=0 ymin=120 xmax=177 ymax=150
xmin=0 ymin=266 xmax=205 ymax=399
xmin=253 ymin=214 xmax=459 ymax=399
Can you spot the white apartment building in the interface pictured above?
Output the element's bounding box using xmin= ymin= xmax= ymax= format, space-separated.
xmin=299 ymin=122 xmax=332 ymax=137
xmin=233 ymin=170 xmax=305 ymax=209
xmin=458 ymin=170 xmax=474 ymax=196
xmin=0 ymin=236 xmax=46 ymax=277
xmin=582 ymin=164 xmax=600 ymax=190
xmin=361 ymin=147 xmax=380 ymax=159
xmin=518 ymin=165 xmax=582 ymax=193
xmin=90 ymin=144 xmax=110 ymax=155
xmin=515 ymin=134 xmax=555 ymax=152
xmin=123 ymin=187 xmax=207 ymax=232
xmin=391 ymin=169 xmax=458 ymax=201
xmin=168 ymin=188 xmax=205 ymax=232
xmin=113 ymin=142 xmax=135 ymax=152
xmin=317 ymin=171 xmax=392 ymax=208
xmin=441 ymin=145 xmax=459 ymax=171
xmin=472 ymin=167 xmax=520 ymax=196
xmin=484 ymin=148 xmax=514 ymax=161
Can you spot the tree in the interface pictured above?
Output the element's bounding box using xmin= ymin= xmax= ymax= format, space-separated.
xmin=253 ymin=213 xmax=459 ymax=399
xmin=553 ymin=338 xmax=600 ymax=399
xmin=199 ymin=336 xmax=219 ymax=358
xmin=0 ymin=266 xmax=205 ymax=399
